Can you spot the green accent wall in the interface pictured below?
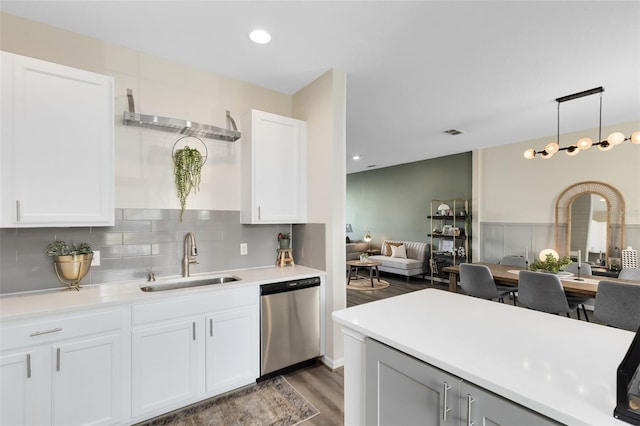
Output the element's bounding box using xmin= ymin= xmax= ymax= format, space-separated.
xmin=346 ymin=152 xmax=472 ymax=249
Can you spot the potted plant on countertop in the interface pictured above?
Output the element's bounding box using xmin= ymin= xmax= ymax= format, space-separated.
xmin=46 ymin=240 xmax=93 ymax=290
xmin=277 ymin=232 xmax=291 ymax=249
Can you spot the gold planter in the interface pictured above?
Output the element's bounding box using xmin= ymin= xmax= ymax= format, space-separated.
xmin=53 ymin=253 xmax=93 ymax=291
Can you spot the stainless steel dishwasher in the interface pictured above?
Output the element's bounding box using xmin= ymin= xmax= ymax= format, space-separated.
xmin=260 ymin=276 xmax=320 ymax=379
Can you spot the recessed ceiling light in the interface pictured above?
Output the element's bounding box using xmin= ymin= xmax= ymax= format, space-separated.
xmin=249 ymin=29 xmax=271 ymax=44
xmin=352 ymin=155 xmax=361 ymax=160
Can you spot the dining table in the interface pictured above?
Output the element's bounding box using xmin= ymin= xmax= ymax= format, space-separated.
xmin=442 ymin=262 xmax=640 ymax=298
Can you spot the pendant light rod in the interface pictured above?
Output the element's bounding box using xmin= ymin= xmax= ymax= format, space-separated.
xmin=555 ymin=86 xmax=604 ymax=103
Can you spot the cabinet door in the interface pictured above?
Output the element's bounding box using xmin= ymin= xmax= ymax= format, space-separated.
xmin=241 ymin=109 xmax=307 ymax=224
xmin=366 ymin=338 xmax=461 ymax=426
xmin=0 ymin=350 xmax=44 ymax=426
xmin=51 ymin=333 xmax=122 ymax=426
xmin=461 ymin=381 xmax=560 ymax=426
xmin=0 ymin=51 xmax=114 ymax=227
xmin=205 ymin=306 xmax=259 ymax=395
xmin=131 ymin=319 xmax=202 ymax=417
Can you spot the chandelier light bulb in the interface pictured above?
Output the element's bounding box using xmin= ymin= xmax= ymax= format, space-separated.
xmin=598 ymin=141 xmax=613 ymax=151
xmin=576 ymin=137 xmax=592 ymax=150
xmin=545 ymin=142 xmax=559 ymax=154
xmin=541 ymin=150 xmax=553 ymax=159
xmin=607 ymin=132 xmax=625 ymax=146
xmin=631 ymin=131 xmax=640 ymax=145
xmin=566 ymin=145 xmax=579 ymax=156
xmin=523 ymin=148 xmax=536 ymax=159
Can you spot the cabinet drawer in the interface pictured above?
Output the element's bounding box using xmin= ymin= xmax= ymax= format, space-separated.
xmin=132 ymin=285 xmax=258 ymax=325
xmin=1 ymin=309 xmax=123 ymax=350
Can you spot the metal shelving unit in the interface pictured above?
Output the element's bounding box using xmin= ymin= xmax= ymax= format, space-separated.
xmin=428 ymin=199 xmax=470 ymax=283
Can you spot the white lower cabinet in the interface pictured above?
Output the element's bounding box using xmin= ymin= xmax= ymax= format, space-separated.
xmin=0 ymin=309 xmax=125 ymax=426
xmin=205 ymin=306 xmax=259 ymax=395
xmin=0 ymin=349 xmax=42 ymax=426
xmin=131 ymin=319 xmax=202 ymax=417
xmin=366 ymin=338 xmax=559 ymax=426
xmin=131 ymin=285 xmax=259 ymax=420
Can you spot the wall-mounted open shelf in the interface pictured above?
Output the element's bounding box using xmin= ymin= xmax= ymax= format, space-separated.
xmin=122 ymin=89 xmax=241 ymax=142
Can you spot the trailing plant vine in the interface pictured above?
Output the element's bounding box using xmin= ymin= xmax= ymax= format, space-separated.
xmin=174 ymin=146 xmax=203 ymax=220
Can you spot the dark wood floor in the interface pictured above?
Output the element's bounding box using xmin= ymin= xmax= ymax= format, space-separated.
xmin=285 ymin=273 xmax=444 ymax=425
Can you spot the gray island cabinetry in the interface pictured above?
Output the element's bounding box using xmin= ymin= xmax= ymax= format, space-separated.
xmin=366 ymin=338 xmax=558 ymax=425
xmin=333 ymin=288 xmax=634 ymax=425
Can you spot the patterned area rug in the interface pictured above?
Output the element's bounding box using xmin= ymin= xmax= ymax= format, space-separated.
xmin=140 ymin=376 xmax=319 ymax=426
xmin=347 ymin=276 xmax=390 ymax=291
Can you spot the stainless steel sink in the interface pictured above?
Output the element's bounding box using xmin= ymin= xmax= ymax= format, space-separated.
xmin=140 ymin=275 xmax=241 ymax=292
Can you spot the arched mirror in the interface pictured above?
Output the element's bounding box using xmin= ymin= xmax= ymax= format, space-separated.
xmin=556 ymin=181 xmax=625 ymax=268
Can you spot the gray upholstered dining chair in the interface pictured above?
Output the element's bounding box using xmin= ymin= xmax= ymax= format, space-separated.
xmin=593 ymin=280 xmax=640 ymax=331
xmin=618 ymin=268 xmax=640 ymax=281
xmin=518 ymin=270 xmax=580 ymax=318
xmin=561 ymin=262 xmax=593 ymax=321
xmin=563 ymin=262 xmax=592 ymax=276
xmin=499 ymin=255 xmax=527 ymax=268
xmin=459 ymin=263 xmax=516 ymax=304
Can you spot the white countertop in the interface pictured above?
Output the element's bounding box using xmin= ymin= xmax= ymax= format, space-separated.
xmin=332 ymin=288 xmax=634 ymax=425
xmin=1 ymin=265 xmax=324 ymax=321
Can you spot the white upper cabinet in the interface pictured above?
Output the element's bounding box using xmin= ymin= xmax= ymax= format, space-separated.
xmin=240 ymin=109 xmax=307 ymax=224
xmin=0 ymin=51 xmax=114 ymax=227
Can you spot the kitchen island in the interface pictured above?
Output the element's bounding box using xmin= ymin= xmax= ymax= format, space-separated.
xmin=332 ymin=288 xmax=634 ymax=425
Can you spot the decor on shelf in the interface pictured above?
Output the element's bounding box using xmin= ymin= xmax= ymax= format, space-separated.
xmin=529 ymin=249 xmax=571 ymax=273
xmin=173 ymin=137 xmax=206 ymax=221
xmin=524 ymin=87 xmax=640 ymax=160
xmin=437 ymin=203 xmax=451 ymax=216
xmin=277 ymin=232 xmax=291 ymax=249
xmin=46 ymin=240 xmax=93 ymax=291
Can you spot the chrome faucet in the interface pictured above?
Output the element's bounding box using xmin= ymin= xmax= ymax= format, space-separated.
xmin=182 ymin=232 xmax=199 ymax=277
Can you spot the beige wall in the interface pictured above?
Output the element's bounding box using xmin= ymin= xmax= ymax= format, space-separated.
xmin=293 ymin=69 xmax=347 ymax=367
xmin=476 ymin=121 xmax=640 ymax=224
xmin=473 ymin=120 xmax=640 ymax=259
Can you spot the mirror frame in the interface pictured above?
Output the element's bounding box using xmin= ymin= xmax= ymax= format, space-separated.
xmin=555 ymin=181 xmax=625 ymax=267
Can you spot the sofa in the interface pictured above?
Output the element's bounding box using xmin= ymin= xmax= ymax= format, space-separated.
xmin=368 ymin=240 xmax=430 ymax=282
xmin=346 ymin=241 xmax=369 ymax=261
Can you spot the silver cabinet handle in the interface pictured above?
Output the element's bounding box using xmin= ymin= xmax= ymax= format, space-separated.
xmin=466 ymin=394 xmax=475 ymax=426
xmin=30 ymin=327 xmax=62 ymax=337
xmin=16 ymin=200 xmax=21 ymax=222
xmin=192 ymin=322 xmax=196 ymax=341
xmin=26 ymin=353 xmax=31 ymax=379
xmin=210 ymin=318 xmax=213 ymax=337
xmin=258 ymin=206 xmax=261 ymax=220
xmin=56 ymin=348 xmax=61 ymax=372
xmin=442 ymin=382 xmax=452 ymax=421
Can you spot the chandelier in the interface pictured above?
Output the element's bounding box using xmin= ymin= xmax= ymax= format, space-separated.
xmin=524 ymin=87 xmax=640 ymax=159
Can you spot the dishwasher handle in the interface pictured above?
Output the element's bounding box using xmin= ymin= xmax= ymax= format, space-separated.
xmin=261 ymin=276 xmax=320 ymax=296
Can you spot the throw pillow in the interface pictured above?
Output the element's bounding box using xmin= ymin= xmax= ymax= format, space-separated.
xmin=391 ymin=244 xmax=407 ymax=258
xmin=383 ymin=241 xmax=403 ymax=256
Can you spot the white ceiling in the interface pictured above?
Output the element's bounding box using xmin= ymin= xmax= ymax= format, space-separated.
xmin=2 ymin=1 xmax=639 ymax=173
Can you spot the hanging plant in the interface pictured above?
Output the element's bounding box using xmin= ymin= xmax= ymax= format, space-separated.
xmin=174 ymin=146 xmax=203 ymax=220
